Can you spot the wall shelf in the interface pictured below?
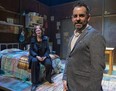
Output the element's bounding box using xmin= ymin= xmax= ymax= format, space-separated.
xmin=0 ymin=21 xmax=23 ymax=27
xmin=0 ymin=6 xmax=20 ymax=15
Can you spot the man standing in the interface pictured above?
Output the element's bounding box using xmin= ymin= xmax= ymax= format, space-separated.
xmin=63 ymin=2 xmax=106 ymax=91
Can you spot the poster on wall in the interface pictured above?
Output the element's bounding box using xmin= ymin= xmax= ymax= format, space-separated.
xmin=56 ymin=33 xmax=60 ymax=39
xmin=57 ymin=39 xmax=61 ymax=44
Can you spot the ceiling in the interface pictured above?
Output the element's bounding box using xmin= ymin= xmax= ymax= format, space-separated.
xmin=37 ymin=0 xmax=77 ymax=6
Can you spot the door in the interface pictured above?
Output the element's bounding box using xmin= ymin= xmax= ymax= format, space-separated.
xmin=60 ymin=19 xmax=74 ymax=59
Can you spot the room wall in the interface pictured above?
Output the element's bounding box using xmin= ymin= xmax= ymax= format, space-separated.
xmin=0 ymin=0 xmax=50 ymax=45
xmin=49 ymin=0 xmax=116 ymax=58
xmin=50 ymin=0 xmax=103 ymax=56
xmin=0 ymin=0 xmax=116 ymax=61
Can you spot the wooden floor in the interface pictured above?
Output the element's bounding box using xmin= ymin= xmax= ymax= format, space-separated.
xmin=1 ymin=65 xmax=116 ymax=91
xmin=0 ymin=73 xmax=63 ymax=91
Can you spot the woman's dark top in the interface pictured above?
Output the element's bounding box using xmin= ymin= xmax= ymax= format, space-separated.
xmin=28 ymin=36 xmax=50 ymax=69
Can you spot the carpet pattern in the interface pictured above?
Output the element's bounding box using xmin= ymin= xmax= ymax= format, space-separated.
xmin=102 ymin=74 xmax=116 ymax=91
xmin=0 ymin=73 xmax=64 ymax=91
xmin=0 ymin=76 xmax=31 ymax=91
xmin=23 ymin=73 xmax=64 ymax=91
xmin=1 ymin=64 xmax=116 ymax=91
xmin=1 ymin=73 xmax=116 ymax=91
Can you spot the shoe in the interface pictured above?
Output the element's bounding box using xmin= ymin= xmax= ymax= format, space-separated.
xmin=31 ymin=85 xmax=37 ymax=91
xmin=44 ymin=78 xmax=54 ymax=83
xmin=48 ymin=80 xmax=54 ymax=83
xmin=46 ymin=79 xmax=54 ymax=83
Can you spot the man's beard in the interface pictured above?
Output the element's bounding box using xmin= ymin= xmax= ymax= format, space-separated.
xmin=74 ymin=22 xmax=87 ymax=32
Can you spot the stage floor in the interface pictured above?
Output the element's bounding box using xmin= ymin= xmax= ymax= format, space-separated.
xmin=1 ymin=65 xmax=116 ymax=91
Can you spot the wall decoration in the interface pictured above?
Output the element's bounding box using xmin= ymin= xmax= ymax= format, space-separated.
xmin=19 ymin=28 xmax=25 ymax=43
xmin=25 ymin=12 xmax=43 ymax=28
xmin=56 ymin=33 xmax=60 ymax=39
xmin=51 ymin=16 xmax=54 ymax=21
xmin=57 ymin=39 xmax=61 ymax=45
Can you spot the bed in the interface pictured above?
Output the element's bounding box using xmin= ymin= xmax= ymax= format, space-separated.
xmin=0 ymin=43 xmax=63 ymax=81
xmin=0 ymin=43 xmax=19 ymax=51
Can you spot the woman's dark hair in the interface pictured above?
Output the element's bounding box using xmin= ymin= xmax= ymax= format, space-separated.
xmin=73 ymin=1 xmax=90 ymax=14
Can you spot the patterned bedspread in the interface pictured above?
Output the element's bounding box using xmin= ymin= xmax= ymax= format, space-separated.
xmin=0 ymin=49 xmax=64 ymax=81
xmin=0 ymin=49 xmax=30 ymax=80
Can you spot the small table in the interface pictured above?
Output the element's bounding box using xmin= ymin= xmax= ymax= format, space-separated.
xmin=105 ymin=47 xmax=114 ymax=75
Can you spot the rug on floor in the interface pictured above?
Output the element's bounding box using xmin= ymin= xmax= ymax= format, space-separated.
xmin=0 ymin=73 xmax=63 ymax=91
xmin=0 ymin=72 xmax=116 ymax=91
xmin=1 ymin=64 xmax=116 ymax=91
xmin=0 ymin=75 xmax=31 ymax=91
xmin=102 ymin=74 xmax=116 ymax=91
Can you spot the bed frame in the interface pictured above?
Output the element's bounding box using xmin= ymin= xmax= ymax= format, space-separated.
xmin=0 ymin=43 xmax=19 ymax=51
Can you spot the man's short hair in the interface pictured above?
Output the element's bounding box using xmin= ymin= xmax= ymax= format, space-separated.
xmin=73 ymin=1 xmax=90 ymax=14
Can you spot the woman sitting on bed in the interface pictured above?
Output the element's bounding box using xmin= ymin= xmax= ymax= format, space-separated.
xmin=28 ymin=24 xmax=53 ymax=91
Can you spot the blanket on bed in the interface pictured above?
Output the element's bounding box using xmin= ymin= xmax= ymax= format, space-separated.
xmin=0 ymin=49 xmax=30 ymax=80
xmin=0 ymin=49 xmax=64 ymax=81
